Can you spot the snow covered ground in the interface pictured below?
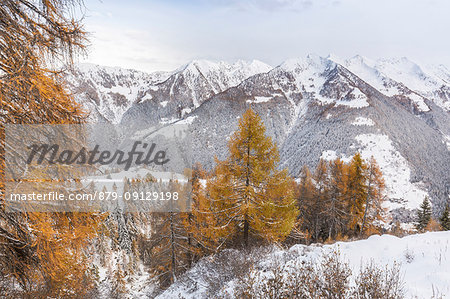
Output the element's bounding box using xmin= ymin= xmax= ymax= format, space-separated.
xmin=158 ymin=232 xmax=450 ymax=299
xmin=334 ymin=232 xmax=450 ymax=298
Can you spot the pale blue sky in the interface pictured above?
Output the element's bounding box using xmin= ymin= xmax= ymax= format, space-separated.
xmin=79 ymin=0 xmax=450 ymax=72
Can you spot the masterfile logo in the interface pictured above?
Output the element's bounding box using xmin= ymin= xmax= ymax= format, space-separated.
xmin=4 ymin=123 xmax=192 ymax=213
xmin=26 ymin=141 xmax=170 ymax=170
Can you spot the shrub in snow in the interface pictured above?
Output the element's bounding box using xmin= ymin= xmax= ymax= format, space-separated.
xmin=235 ymin=250 xmax=353 ymax=299
xmin=403 ymin=247 xmax=415 ymax=263
xmin=353 ymin=261 xmax=404 ymax=299
xmin=233 ymin=251 xmax=405 ymax=299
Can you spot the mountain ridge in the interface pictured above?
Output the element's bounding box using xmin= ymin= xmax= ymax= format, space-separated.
xmin=67 ymin=55 xmax=450 ymax=223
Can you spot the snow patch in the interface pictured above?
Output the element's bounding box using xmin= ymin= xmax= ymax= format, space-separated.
xmin=178 ymin=115 xmax=198 ymax=125
xmin=336 ymin=88 xmax=370 ymax=108
xmin=351 ymin=116 xmax=375 ymax=126
xmin=320 ymin=150 xmax=351 ymax=163
xmin=443 ymin=135 xmax=450 ymax=150
xmin=320 ymin=150 xmax=338 ymax=161
xmin=141 ymin=93 xmax=153 ymax=101
xmin=160 ymin=117 xmax=179 ymax=125
xmin=407 ymin=93 xmax=430 ymax=112
xmin=159 ymin=100 xmax=168 ymax=107
xmin=181 ymin=107 xmax=192 ymax=117
xmin=246 ymin=96 xmax=272 ymax=104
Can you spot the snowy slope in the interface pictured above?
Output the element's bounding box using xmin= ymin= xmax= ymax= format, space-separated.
xmin=158 ymin=231 xmax=450 ymax=299
xmin=334 ymin=55 xmax=450 ymax=112
xmin=276 ymin=54 xmax=370 ymax=109
xmin=119 ymin=59 xmax=272 ymax=127
xmin=355 ymin=134 xmax=429 ymax=211
xmin=65 ymin=63 xmax=171 ymax=123
xmin=173 ymin=59 xmax=273 ymax=106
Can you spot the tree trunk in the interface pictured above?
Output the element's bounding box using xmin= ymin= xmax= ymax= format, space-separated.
xmin=244 ymin=214 xmax=249 ymax=247
xmin=360 ymin=172 xmax=373 ymax=236
xmin=170 ymin=212 xmax=177 ymax=283
xmin=244 ymin=131 xmax=251 ymax=247
xmin=187 ymin=213 xmax=193 ymax=267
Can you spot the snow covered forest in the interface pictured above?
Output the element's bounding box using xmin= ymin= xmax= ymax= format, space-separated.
xmin=1 ymin=0 xmax=450 ymax=298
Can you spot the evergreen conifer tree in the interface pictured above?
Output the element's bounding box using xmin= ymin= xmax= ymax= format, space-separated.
xmin=415 ymin=197 xmax=432 ymax=231
xmin=439 ymin=205 xmax=450 ymax=231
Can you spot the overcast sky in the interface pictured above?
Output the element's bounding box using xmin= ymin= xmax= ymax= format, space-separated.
xmin=79 ymin=0 xmax=450 ymax=72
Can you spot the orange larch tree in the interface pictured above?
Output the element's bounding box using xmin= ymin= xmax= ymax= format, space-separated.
xmin=0 ymin=1 xmax=102 ymax=296
xmin=207 ymin=108 xmax=298 ymax=248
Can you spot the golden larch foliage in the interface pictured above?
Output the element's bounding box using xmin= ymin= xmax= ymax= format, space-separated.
xmin=0 ymin=1 xmax=103 ymax=296
xmin=207 ymin=108 xmax=298 ymax=247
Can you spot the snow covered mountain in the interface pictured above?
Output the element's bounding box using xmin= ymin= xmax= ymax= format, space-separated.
xmin=332 ymin=55 xmax=450 ymax=112
xmin=68 ymin=55 xmax=450 ymax=223
xmin=66 ymin=60 xmax=272 ymax=124
xmin=65 ymin=63 xmax=171 ymax=123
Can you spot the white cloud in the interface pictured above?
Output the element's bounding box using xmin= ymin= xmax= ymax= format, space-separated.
xmin=80 ymin=0 xmax=450 ymax=72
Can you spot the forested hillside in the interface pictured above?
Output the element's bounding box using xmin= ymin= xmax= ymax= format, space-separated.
xmin=1 ymin=0 xmax=449 ymax=298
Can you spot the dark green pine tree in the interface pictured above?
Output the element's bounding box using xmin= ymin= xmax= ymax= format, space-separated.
xmin=415 ymin=197 xmax=432 ymax=232
xmin=440 ymin=206 xmax=450 ymax=231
